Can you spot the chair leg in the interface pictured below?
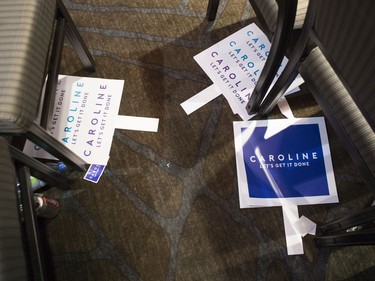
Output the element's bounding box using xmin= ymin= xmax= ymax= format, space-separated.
xmin=17 ymin=165 xmax=46 ymax=281
xmin=41 ymin=18 xmax=67 ymax=129
xmin=38 ymin=1 xmax=94 ymax=169
xmin=315 ymin=206 xmax=375 ymax=247
xmin=257 ymin=15 xmax=312 ymax=116
xmin=318 ymin=206 xmax=375 ymax=235
xmin=246 ymin=0 xmax=298 ymax=114
xmin=206 ymin=0 xmax=220 ymax=21
xmin=26 ymin=121 xmax=86 ymax=172
xmin=10 ymin=145 xmax=70 ymax=190
xmin=315 ymin=231 xmax=375 ymax=247
xmin=56 ymin=0 xmax=95 ymax=72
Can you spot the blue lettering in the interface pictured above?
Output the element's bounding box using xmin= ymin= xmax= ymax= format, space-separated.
xmin=248 ymin=62 xmax=255 ymax=68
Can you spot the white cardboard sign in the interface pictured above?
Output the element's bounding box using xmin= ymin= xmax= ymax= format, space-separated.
xmin=24 ymin=75 xmax=159 ymax=183
xmin=184 ymin=23 xmax=304 ymax=120
xmin=24 ymin=75 xmax=124 ymax=165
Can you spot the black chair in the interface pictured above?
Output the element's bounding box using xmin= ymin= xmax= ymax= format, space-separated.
xmin=206 ymin=0 xmax=308 ymax=36
xmin=0 ymin=136 xmax=69 ymax=280
xmin=315 ymin=206 xmax=375 ymax=247
xmin=205 ymin=0 xmax=309 ymax=114
xmin=254 ymin=0 xmax=375 ymax=246
xmin=206 ymin=0 xmax=220 ymax=22
xmin=0 ymin=0 xmax=95 ymax=172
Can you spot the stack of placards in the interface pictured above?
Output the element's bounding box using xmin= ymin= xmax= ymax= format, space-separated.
xmin=181 ymin=23 xmax=304 ymax=120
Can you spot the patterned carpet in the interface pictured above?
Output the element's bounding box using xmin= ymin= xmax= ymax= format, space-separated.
xmin=43 ymin=0 xmax=375 ymax=280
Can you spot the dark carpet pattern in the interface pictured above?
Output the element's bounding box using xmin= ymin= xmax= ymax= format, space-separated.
xmin=44 ymin=0 xmax=375 ymax=280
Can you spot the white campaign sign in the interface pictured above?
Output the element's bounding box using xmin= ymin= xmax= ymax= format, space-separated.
xmin=24 ymin=75 xmax=124 ymax=166
xmin=24 ymin=75 xmax=159 ymax=184
xmin=192 ymin=23 xmax=304 ymax=120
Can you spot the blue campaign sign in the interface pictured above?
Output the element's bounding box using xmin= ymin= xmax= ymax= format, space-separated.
xmin=243 ymin=124 xmax=328 ymax=198
xmin=233 ymin=117 xmax=338 ymax=208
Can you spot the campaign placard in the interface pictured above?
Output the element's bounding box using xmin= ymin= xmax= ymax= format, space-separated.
xmin=233 ymin=117 xmax=338 ymax=208
xmin=24 ymin=75 xmax=124 ymax=166
xmin=194 ymin=23 xmax=304 ymax=120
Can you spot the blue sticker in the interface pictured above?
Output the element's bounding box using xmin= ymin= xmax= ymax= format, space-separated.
xmin=84 ymin=164 xmax=106 ymax=183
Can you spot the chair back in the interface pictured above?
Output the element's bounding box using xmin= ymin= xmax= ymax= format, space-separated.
xmin=298 ymin=0 xmax=375 ymax=192
xmin=312 ymin=0 xmax=375 ymax=130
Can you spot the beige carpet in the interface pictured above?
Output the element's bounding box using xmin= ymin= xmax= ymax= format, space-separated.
xmin=43 ymin=0 xmax=375 ymax=280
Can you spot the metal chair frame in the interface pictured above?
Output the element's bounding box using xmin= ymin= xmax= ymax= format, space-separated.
xmin=1 ymin=137 xmax=70 ymax=281
xmin=9 ymin=0 xmax=95 ymax=172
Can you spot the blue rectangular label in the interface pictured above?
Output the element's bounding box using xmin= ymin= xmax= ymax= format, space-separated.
xmin=84 ymin=164 xmax=106 ymax=183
